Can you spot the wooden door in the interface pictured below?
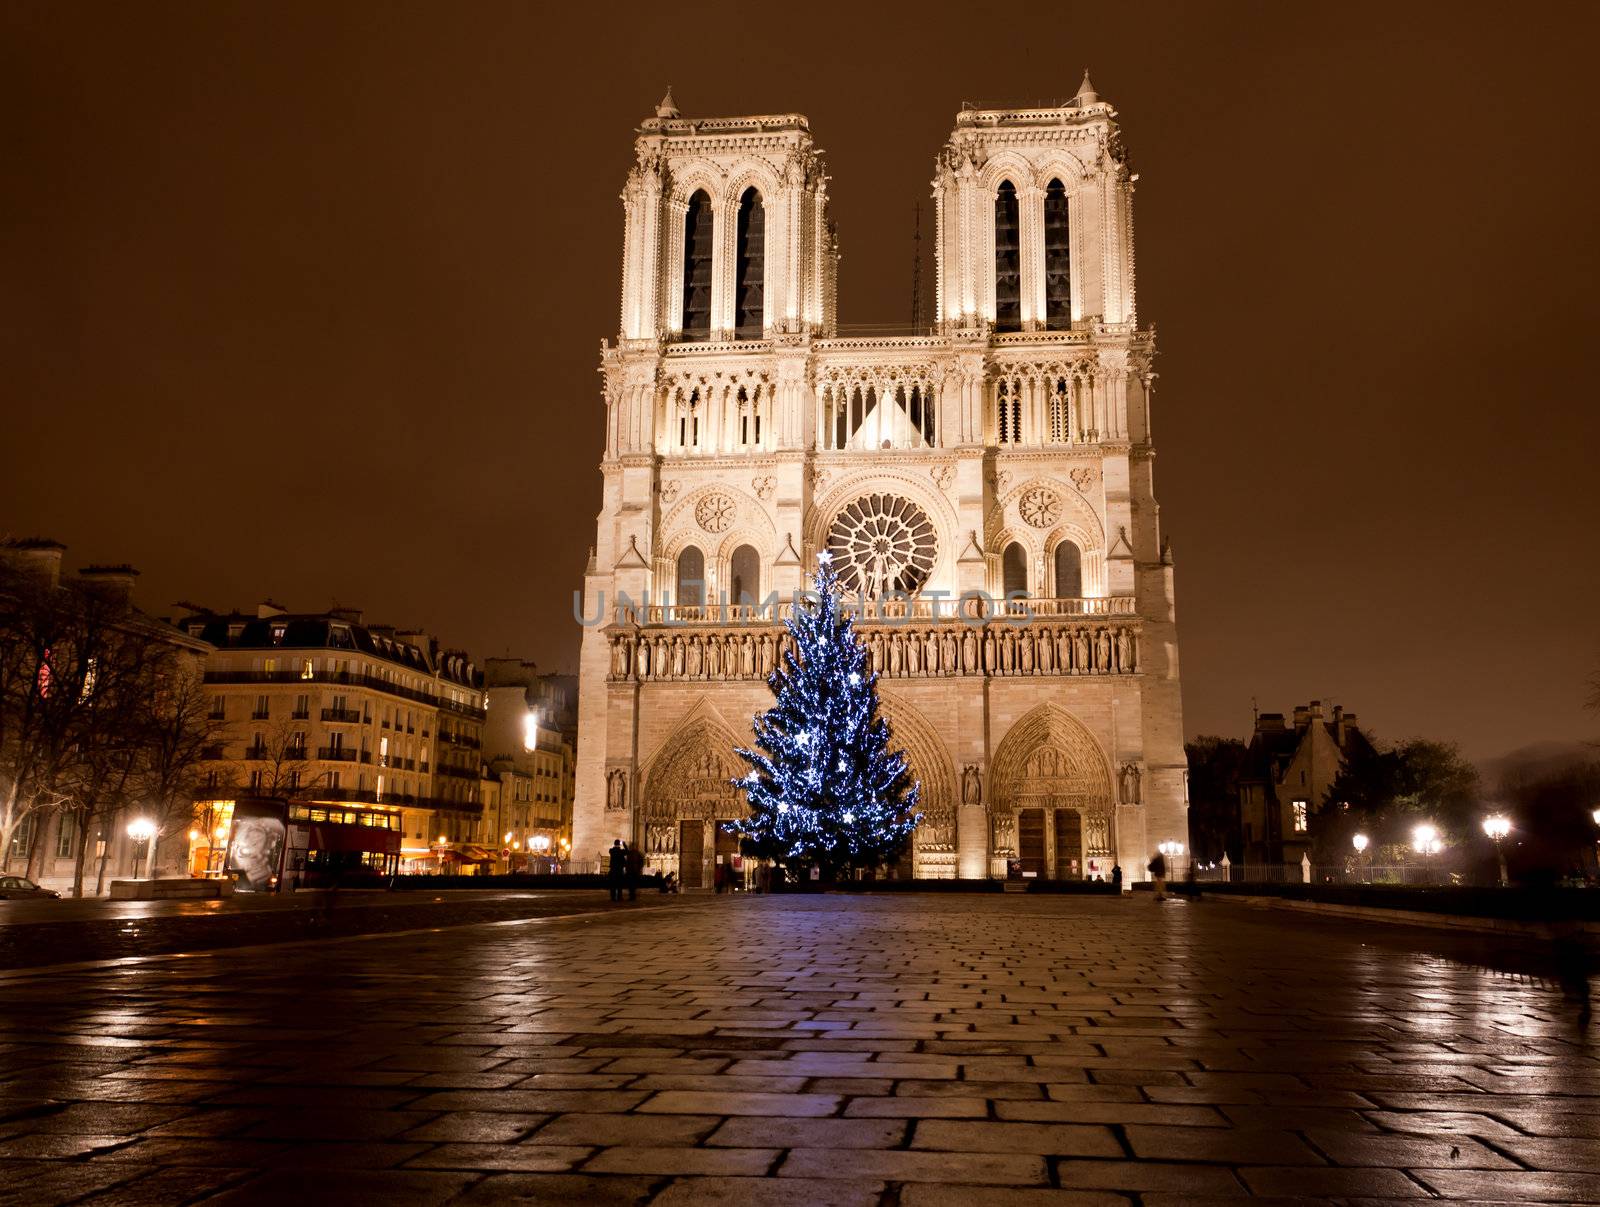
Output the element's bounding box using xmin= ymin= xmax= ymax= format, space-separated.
xmin=714 ymin=821 xmax=739 ymax=886
xmin=1054 ymin=808 xmax=1083 ymax=879
xmin=1018 ymin=808 xmax=1046 ymax=876
xmin=679 ymin=821 xmax=704 ymax=888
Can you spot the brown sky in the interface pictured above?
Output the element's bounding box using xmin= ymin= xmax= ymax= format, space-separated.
xmin=3 ymin=2 xmax=1597 ymax=762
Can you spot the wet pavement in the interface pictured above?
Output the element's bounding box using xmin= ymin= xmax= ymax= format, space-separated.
xmin=0 ymin=893 xmax=1595 ymax=1204
xmin=0 ymin=890 xmax=622 ymax=970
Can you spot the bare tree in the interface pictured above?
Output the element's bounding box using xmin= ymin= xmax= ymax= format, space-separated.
xmin=233 ymin=719 xmax=328 ymax=800
xmin=137 ymin=652 xmax=225 ymax=877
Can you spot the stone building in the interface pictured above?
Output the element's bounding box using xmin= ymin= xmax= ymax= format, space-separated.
xmin=178 ymin=603 xmax=490 ymax=875
xmin=1237 ymin=701 xmax=1366 ymax=869
xmin=574 ymin=80 xmax=1185 ymax=884
xmin=481 ymin=659 xmax=578 ymax=869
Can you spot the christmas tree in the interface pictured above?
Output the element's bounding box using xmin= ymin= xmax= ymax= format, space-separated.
xmin=732 ymin=552 xmax=922 ymax=878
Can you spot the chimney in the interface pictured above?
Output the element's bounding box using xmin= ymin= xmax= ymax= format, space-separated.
xmin=1292 ymin=705 xmax=1310 ymax=729
xmin=1309 ymin=699 xmax=1324 ymax=720
xmin=330 ymin=607 xmax=364 ymax=624
xmin=1333 ymin=704 xmax=1346 ymax=743
xmin=1255 ymin=711 xmax=1287 ymax=733
xmin=78 ymin=564 xmax=140 ymax=606
xmin=0 ymin=538 xmax=66 ymax=588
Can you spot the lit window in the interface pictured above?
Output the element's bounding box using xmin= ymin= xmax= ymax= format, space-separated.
xmin=1291 ymin=800 xmax=1308 ymax=833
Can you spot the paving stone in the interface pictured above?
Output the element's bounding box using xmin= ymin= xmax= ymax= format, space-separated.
xmin=781 ymin=1147 xmax=1048 ymax=1184
xmin=707 ymin=1117 xmax=907 ymax=1149
xmin=911 ymin=1119 xmax=1122 ymax=1157
xmin=527 ymin=1113 xmax=720 ymax=1147
xmin=843 ymin=1096 xmax=989 ymax=1118
xmin=637 ymin=1090 xmax=841 ymax=1116
xmin=1411 ymin=1168 xmax=1600 ymax=1201
xmin=650 ymin=1176 xmax=885 ymax=1206
xmin=404 ymin=1142 xmax=591 ymax=1171
xmin=583 ymin=1145 xmax=779 ymax=1175
xmin=448 ymin=1173 xmax=657 ymax=1204
xmin=1304 ymin=1129 xmax=1516 ymax=1169
xmin=1241 ymin=1165 xmax=1425 ymax=1196
xmin=199 ymin=1168 xmax=477 ymax=1205
xmin=900 ymin=1189 xmax=1130 ymax=1207
xmin=398 ymin=1112 xmax=550 ymax=1142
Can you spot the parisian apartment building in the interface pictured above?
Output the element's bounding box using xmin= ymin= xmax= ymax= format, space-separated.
xmin=179 ymin=602 xmax=492 ymax=875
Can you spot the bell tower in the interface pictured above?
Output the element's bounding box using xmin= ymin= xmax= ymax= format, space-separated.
xmin=617 ymin=90 xmax=836 ymax=346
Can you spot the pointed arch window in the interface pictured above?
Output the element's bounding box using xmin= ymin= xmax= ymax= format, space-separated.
xmin=1002 ymin=542 xmax=1029 ymax=598
xmin=735 ymin=188 xmax=765 ymax=339
xmin=681 ymin=190 xmax=713 ymax=341
xmin=1054 ymin=540 xmax=1083 ymax=598
xmin=729 ymin=544 xmax=760 ymax=606
xmin=1044 ymin=178 xmax=1071 ymax=330
xmin=675 ymin=546 xmax=705 ymax=608
xmin=1048 ymin=378 xmax=1071 ymax=444
xmin=994 ymin=180 xmax=1021 ymax=332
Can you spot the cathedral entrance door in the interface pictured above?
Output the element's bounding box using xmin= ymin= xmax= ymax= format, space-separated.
xmin=1054 ymin=808 xmax=1083 ymax=879
xmin=714 ymin=821 xmax=740 ymax=888
xmin=679 ymin=821 xmax=705 ymax=889
xmin=1018 ymin=808 xmax=1046 ymax=877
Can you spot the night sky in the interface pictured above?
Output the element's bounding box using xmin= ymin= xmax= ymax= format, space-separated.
xmin=4 ymin=2 xmax=1596 ymax=762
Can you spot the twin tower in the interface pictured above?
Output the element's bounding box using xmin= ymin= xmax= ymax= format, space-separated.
xmin=575 ymin=81 xmax=1185 ymax=887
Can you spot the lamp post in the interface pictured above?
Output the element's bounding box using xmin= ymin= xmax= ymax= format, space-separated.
xmin=1481 ymin=815 xmax=1511 ymax=888
xmin=1352 ymin=832 xmax=1369 ymax=883
xmin=1158 ymin=840 xmax=1184 ymax=884
xmin=126 ymin=817 xmax=156 ymax=879
xmin=1411 ymin=823 xmax=1442 ymax=885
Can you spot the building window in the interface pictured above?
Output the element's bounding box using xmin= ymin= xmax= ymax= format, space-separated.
xmin=1048 ymin=378 xmax=1071 ymax=444
xmin=996 ymin=380 xmax=1022 ymax=444
xmin=1044 ymin=178 xmax=1071 ymax=329
xmin=735 ymin=187 xmax=764 ymax=339
xmin=9 ymin=815 xmax=35 ymax=859
xmin=730 ymin=544 xmax=760 ymax=607
xmin=1054 ymin=541 xmax=1082 ymax=598
xmin=994 ymin=180 xmax=1021 ymax=332
xmin=681 ymin=190 xmax=713 ymax=340
xmin=56 ymin=814 xmax=76 ymax=859
xmin=1292 ymin=800 xmax=1308 ymax=833
xmin=676 ymin=547 xmax=705 ymax=608
xmin=1001 ymin=542 xmax=1028 ymax=599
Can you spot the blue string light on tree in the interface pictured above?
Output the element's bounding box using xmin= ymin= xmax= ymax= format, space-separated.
xmin=731 ymin=551 xmax=922 ymax=880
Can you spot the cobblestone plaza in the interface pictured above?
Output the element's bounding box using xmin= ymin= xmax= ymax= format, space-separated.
xmin=0 ymin=894 xmax=1596 ymax=1204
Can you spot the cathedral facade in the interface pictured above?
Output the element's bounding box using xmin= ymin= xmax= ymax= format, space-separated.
xmin=573 ymin=80 xmax=1185 ymax=884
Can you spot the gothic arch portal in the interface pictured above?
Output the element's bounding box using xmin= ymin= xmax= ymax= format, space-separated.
xmin=989 ymin=704 xmax=1117 ymax=874
xmin=877 ymin=692 xmax=957 ymax=877
xmin=639 ymin=705 xmax=748 ymax=884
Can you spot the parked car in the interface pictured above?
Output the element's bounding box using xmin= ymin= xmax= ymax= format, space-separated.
xmin=0 ymin=875 xmax=60 ymax=900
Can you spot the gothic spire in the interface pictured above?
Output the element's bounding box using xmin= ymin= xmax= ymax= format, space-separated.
xmin=1074 ymin=70 xmax=1100 ymax=106
xmin=655 ymin=86 xmax=680 ymax=119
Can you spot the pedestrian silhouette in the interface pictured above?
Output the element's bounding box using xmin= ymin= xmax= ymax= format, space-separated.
xmin=607 ymin=840 xmax=626 ymax=902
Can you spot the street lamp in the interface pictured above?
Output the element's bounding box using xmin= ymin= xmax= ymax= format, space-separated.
xmin=126 ymin=817 xmax=156 ymax=879
xmin=1352 ymin=832 xmax=1369 ymax=883
xmin=1411 ymin=823 xmax=1442 ymax=883
xmin=1482 ymin=815 xmax=1511 ymax=887
xmin=1158 ymin=840 xmax=1184 ymax=880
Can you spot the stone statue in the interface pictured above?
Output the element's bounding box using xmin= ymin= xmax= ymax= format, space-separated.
xmin=704 ymin=634 xmax=721 ymax=679
xmin=1074 ymin=628 xmax=1090 ymax=672
xmin=941 ymin=629 xmax=957 ymax=674
xmin=1116 ymin=628 xmax=1133 ymax=673
xmin=962 ymin=764 xmax=982 ymax=806
xmin=685 ymin=637 xmax=702 ymax=678
xmin=637 ymin=637 xmax=652 ymax=679
xmin=962 ymin=628 xmax=977 ymax=673
xmin=605 ymin=768 xmax=627 ymax=812
xmin=1019 ymin=630 xmax=1034 ymax=674
xmin=992 ymin=812 xmax=1015 ymax=855
xmin=1095 ymin=628 xmax=1111 ymax=672
xmin=740 ymin=634 xmax=755 ymax=676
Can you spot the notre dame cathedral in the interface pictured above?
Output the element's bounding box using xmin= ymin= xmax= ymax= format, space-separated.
xmin=573 ymin=78 xmax=1185 ymax=885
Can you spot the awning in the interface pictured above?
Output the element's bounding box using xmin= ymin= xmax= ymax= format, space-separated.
xmin=459 ymin=846 xmax=496 ymax=864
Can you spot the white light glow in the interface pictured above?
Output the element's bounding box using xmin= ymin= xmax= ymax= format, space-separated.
xmin=523 ymin=712 xmax=539 ymax=752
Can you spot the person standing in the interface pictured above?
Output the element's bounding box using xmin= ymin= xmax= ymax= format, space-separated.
xmin=607 ymin=840 xmax=626 ymax=902
xmin=1111 ymin=863 xmax=1124 ymax=895
xmin=625 ymin=841 xmax=645 ymax=901
xmin=1147 ymin=851 xmax=1167 ymax=901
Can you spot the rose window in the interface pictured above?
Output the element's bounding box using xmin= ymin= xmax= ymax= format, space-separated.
xmin=826 ymin=494 xmax=937 ymax=596
xmin=695 ymin=493 xmax=735 ymax=533
xmin=1019 ymin=488 xmax=1062 ymax=529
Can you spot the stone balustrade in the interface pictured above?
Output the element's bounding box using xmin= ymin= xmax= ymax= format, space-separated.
xmin=606 ymin=613 xmax=1139 ymax=683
